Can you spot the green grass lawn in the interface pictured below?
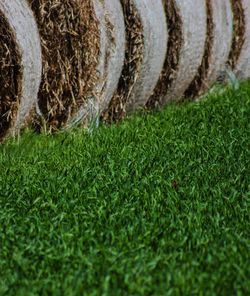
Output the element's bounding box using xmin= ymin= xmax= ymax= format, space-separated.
xmin=0 ymin=82 xmax=249 ymax=295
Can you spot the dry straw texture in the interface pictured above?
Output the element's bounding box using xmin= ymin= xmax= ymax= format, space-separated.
xmin=103 ymin=0 xmax=167 ymax=122
xmin=148 ymin=0 xmax=207 ymax=107
xmin=0 ymin=0 xmax=41 ymax=141
xmin=185 ymin=0 xmax=233 ymax=98
xmin=229 ymin=0 xmax=250 ymax=80
xmin=28 ymin=0 xmax=101 ymax=132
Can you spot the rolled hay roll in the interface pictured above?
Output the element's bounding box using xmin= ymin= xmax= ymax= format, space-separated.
xmin=0 ymin=0 xmax=42 ymax=141
xmin=68 ymin=0 xmax=126 ymax=128
xmin=102 ymin=0 xmax=168 ymax=122
xmin=185 ymin=0 xmax=233 ymax=99
xmin=28 ymin=0 xmax=101 ymax=132
xmin=147 ymin=0 xmax=207 ymax=108
xmin=228 ymin=0 xmax=250 ymax=80
xmin=99 ymin=0 xmax=126 ymax=113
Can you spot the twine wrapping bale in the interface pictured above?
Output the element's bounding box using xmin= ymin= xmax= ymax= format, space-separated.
xmin=185 ymin=0 xmax=233 ymax=98
xmin=102 ymin=0 xmax=167 ymax=122
xmin=69 ymin=0 xmax=126 ymax=127
xmin=0 ymin=0 xmax=41 ymax=141
xmin=28 ymin=0 xmax=101 ymax=132
xmin=147 ymin=0 xmax=207 ymax=108
xmin=228 ymin=0 xmax=250 ymax=80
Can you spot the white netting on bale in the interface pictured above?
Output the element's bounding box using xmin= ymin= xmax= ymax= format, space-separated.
xmin=102 ymin=0 xmax=168 ymax=122
xmin=147 ymin=0 xmax=207 ymax=108
xmin=0 ymin=0 xmax=42 ymax=141
xmin=185 ymin=0 xmax=233 ymax=98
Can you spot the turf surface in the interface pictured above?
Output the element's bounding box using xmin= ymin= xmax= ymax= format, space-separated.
xmin=0 ymin=83 xmax=249 ymax=295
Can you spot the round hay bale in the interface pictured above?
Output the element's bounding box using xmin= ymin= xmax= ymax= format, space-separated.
xmin=228 ymin=0 xmax=250 ymax=80
xmin=68 ymin=0 xmax=126 ymax=128
xmin=28 ymin=0 xmax=101 ymax=132
xmin=102 ymin=0 xmax=168 ymax=122
xmin=185 ymin=0 xmax=233 ymax=98
xmin=0 ymin=0 xmax=42 ymax=141
xmin=101 ymin=0 xmax=126 ymax=112
xmin=147 ymin=0 xmax=207 ymax=108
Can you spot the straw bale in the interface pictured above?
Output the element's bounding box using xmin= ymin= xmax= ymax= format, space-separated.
xmin=126 ymin=0 xmax=167 ymax=112
xmin=229 ymin=0 xmax=250 ymax=80
xmin=147 ymin=0 xmax=207 ymax=108
xmin=185 ymin=0 xmax=233 ymax=98
xmin=69 ymin=0 xmax=125 ymax=127
xmin=0 ymin=0 xmax=42 ymax=141
xmin=102 ymin=0 xmax=167 ymax=122
xmin=101 ymin=0 xmax=125 ymax=112
xmin=28 ymin=0 xmax=101 ymax=132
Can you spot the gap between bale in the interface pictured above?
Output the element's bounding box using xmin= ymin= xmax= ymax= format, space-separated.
xmin=28 ymin=0 xmax=101 ymax=132
xmin=0 ymin=10 xmax=22 ymax=139
xmin=147 ymin=0 xmax=183 ymax=109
